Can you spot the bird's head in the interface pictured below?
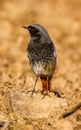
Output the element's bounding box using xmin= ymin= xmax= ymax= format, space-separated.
xmin=22 ymin=24 xmax=50 ymax=40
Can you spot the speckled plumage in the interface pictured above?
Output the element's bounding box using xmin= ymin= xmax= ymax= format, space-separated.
xmin=23 ymin=24 xmax=57 ymax=94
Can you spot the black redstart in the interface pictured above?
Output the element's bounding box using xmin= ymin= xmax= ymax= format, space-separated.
xmin=23 ymin=24 xmax=57 ymax=97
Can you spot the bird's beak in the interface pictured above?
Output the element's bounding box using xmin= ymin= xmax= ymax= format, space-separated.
xmin=22 ymin=26 xmax=28 ymax=30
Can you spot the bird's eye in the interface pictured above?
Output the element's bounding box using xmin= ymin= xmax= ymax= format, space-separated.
xmin=34 ymin=28 xmax=39 ymax=33
xmin=28 ymin=26 xmax=40 ymax=36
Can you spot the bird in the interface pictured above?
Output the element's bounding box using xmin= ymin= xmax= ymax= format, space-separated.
xmin=22 ymin=24 xmax=57 ymax=97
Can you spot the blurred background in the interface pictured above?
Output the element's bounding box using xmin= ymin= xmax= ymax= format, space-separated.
xmin=0 ymin=0 xmax=81 ymax=129
xmin=0 ymin=0 xmax=81 ymax=74
xmin=0 ymin=0 xmax=81 ymax=75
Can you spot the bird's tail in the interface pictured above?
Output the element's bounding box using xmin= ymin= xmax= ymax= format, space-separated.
xmin=40 ymin=77 xmax=51 ymax=93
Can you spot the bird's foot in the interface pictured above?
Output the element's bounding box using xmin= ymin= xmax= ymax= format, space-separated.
xmin=42 ymin=91 xmax=51 ymax=99
xmin=27 ymin=89 xmax=36 ymax=97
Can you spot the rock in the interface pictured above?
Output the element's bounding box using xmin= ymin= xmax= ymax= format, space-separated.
xmin=56 ymin=120 xmax=73 ymax=130
xmin=4 ymin=89 xmax=68 ymax=120
xmin=14 ymin=124 xmax=34 ymax=130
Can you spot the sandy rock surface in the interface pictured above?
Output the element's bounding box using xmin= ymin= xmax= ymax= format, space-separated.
xmin=4 ymin=89 xmax=68 ymax=119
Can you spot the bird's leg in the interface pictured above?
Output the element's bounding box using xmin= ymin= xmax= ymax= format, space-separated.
xmin=45 ymin=76 xmax=49 ymax=94
xmin=27 ymin=76 xmax=38 ymax=97
xmin=31 ymin=76 xmax=38 ymax=97
xmin=42 ymin=76 xmax=51 ymax=99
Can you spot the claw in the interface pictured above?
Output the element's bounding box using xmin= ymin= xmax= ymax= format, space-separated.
xmin=27 ymin=89 xmax=36 ymax=97
xmin=42 ymin=91 xmax=51 ymax=99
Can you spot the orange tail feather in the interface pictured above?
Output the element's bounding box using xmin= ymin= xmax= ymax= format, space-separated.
xmin=40 ymin=77 xmax=51 ymax=93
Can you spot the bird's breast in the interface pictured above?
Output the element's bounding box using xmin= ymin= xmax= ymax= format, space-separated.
xmin=31 ymin=61 xmax=55 ymax=77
